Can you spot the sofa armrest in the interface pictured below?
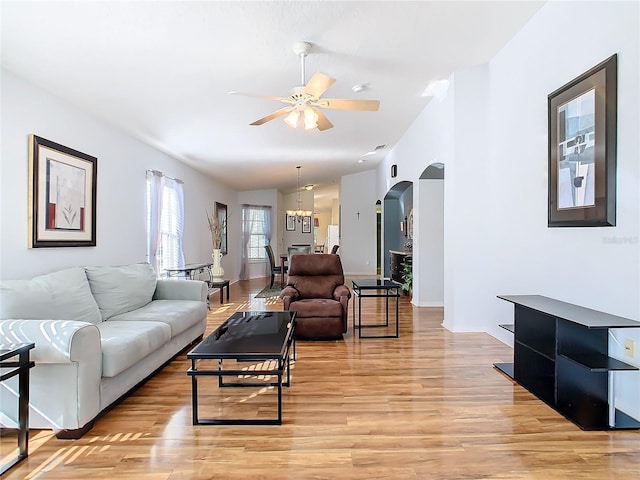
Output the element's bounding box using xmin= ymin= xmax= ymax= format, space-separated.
xmin=0 ymin=319 xmax=102 ymax=432
xmin=0 ymin=319 xmax=101 ymax=364
xmin=154 ymin=279 xmax=207 ymax=302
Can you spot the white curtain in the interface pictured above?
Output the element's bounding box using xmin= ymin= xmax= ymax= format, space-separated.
xmin=164 ymin=176 xmax=185 ymax=271
xmin=146 ymin=170 xmax=163 ymax=273
xmin=239 ymin=205 xmax=271 ymax=280
xmin=146 ymin=170 xmax=185 ymax=277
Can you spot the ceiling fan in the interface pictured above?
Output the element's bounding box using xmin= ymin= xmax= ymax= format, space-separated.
xmin=231 ymin=41 xmax=380 ymax=131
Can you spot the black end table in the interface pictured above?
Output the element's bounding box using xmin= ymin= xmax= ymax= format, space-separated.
xmin=208 ymin=279 xmax=230 ymax=305
xmin=0 ymin=343 xmax=35 ymax=476
xmin=352 ymin=279 xmax=401 ymax=339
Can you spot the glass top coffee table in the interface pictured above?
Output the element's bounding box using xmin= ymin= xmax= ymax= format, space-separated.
xmin=187 ymin=311 xmax=296 ymax=425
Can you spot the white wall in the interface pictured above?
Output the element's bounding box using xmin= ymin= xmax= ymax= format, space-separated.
xmin=340 ymin=170 xmax=377 ymax=275
xmin=486 ymin=0 xmax=640 ymax=419
xmin=377 ymin=0 xmax=640 ymax=423
xmin=0 ymin=70 xmax=238 ymax=280
xmin=315 ymin=211 xmax=331 ymax=247
xmin=414 ymin=178 xmax=444 ymax=306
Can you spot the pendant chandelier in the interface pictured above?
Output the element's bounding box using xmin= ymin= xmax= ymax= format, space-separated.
xmin=286 ymin=166 xmax=313 ymax=220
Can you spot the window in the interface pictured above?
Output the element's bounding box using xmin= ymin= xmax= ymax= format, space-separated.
xmin=243 ymin=206 xmax=268 ymax=260
xmin=240 ymin=204 xmax=272 ymax=281
xmin=146 ymin=170 xmax=184 ymax=276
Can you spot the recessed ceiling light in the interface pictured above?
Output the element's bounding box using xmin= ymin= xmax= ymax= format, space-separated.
xmin=361 ymin=151 xmax=376 ymax=157
xmin=352 ymin=84 xmax=367 ymax=93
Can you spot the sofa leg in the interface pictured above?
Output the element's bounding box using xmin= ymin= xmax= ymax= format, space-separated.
xmin=55 ymin=421 xmax=95 ymax=440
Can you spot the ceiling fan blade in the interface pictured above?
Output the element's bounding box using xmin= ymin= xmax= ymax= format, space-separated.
xmin=316 ymin=98 xmax=380 ymax=111
xmin=230 ymin=91 xmax=293 ymax=104
xmin=304 ymin=72 xmax=336 ymax=99
xmin=314 ymin=108 xmax=333 ymax=131
xmin=250 ymin=107 xmax=292 ymax=126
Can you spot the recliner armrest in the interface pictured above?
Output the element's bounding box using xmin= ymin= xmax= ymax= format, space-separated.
xmin=333 ymin=284 xmax=351 ymax=301
xmin=280 ymin=286 xmax=300 ymax=310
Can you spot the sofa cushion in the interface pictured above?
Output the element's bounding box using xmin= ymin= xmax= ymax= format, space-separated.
xmin=97 ymin=320 xmax=171 ymax=377
xmin=109 ymin=300 xmax=206 ymax=337
xmin=0 ymin=267 xmax=102 ymax=324
xmin=289 ymin=298 xmax=343 ymax=318
xmin=85 ymin=263 xmax=157 ymax=321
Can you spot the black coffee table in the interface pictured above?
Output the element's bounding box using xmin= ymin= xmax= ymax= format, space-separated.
xmin=187 ymin=311 xmax=296 ymax=425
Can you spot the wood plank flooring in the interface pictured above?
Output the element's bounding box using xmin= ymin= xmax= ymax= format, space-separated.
xmin=2 ymin=277 xmax=638 ymax=479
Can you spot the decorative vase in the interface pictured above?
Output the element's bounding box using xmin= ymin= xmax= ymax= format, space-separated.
xmin=211 ymin=249 xmax=224 ymax=280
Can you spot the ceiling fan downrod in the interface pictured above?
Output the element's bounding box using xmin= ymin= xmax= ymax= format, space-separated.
xmin=293 ymin=41 xmax=311 ymax=86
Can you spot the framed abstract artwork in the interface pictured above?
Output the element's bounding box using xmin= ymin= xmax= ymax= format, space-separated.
xmin=286 ymin=214 xmax=295 ymax=231
xmin=302 ymin=216 xmax=311 ymax=233
xmin=29 ymin=135 xmax=97 ymax=247
xmin=548 ymin=54 xmax=617 ymax=227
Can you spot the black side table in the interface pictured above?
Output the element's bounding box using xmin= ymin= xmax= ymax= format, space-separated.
xmin=0 ymin=343 xmax=35 ymax=476
xmin=208 ymin=279 xmax=230 ymax=306
xmin=351 ymin=279 xmax=401 ymax=339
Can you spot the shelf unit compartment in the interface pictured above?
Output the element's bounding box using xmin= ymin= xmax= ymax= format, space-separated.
xmin=557 ymin=319 xmax=607 ymax=357
xmin=556 ymin=355 xmax=609 ymax=430
xmin=514 ymin=306 xmax=556 ymax=360
xmin=615 ymin=409 xmax=640 ymax=429
xmin=514 ymin=342 xmax=556 ymax=406
xmin=493 ymin=362 xmax=514 ymax=379
xmin=559 ymin=352 xmax=639 ymax=372
xmin=499 ymin=324 xmax=514 ymax=333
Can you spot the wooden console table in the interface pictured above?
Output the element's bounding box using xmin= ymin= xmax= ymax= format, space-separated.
xmin=495 ymin=295 xmax=640 ymax=430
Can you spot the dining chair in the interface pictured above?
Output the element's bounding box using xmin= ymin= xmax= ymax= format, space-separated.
xmin=264 ymin=245 xmax=285 ymax=288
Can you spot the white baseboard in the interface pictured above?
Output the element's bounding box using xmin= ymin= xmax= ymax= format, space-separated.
xmin=412 ymin=301 xmax=444 ymax=307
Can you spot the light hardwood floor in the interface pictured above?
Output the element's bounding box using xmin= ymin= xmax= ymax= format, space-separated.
xmin=2 ymin=277 xmax=639 ymax=479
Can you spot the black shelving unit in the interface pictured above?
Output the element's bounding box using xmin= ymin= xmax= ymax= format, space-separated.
xmin=495 ymin=295 xmax=640 ymax=430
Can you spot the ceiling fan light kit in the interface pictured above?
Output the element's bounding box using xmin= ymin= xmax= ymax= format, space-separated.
xmin=235 ymin=41 xmax=380 ymax=132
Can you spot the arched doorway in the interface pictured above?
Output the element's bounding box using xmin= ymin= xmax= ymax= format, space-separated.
xmin=383 ymin=181 xmax=413 ymax=278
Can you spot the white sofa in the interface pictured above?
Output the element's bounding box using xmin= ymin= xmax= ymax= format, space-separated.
xmin=0 ymin=263 xmax=207 ymax=438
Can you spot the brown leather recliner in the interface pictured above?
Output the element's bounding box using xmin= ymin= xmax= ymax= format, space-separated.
xmin=280 ymin=254 xmax=350 ymax=339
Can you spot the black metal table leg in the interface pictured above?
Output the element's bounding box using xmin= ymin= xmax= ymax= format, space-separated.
xmin=191 ymin=359 xmax=199 ymax=425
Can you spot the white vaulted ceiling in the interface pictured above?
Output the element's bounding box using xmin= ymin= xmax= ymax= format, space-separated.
xmin=1 ymin=1 xmax=544 ymax=194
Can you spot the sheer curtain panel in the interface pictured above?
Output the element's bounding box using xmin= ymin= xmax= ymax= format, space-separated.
xmin=239 ymin=205 xmax=271 ymax=280
xmin=146 ymin=170 xmax=185 ymax=277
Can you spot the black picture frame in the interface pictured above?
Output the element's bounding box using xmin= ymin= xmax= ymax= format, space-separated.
xmin=302 ymin=216 xmax=311 ymax=233
xmin=285 ymin=214 xmax=295 ymax=231
xmin=548 ymin=54 xmax=617 ymax=227
xmin=215 ymin=202 xmax=228 ymax=255
xmin=29 ymin=135 xmax=97 ymax=247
